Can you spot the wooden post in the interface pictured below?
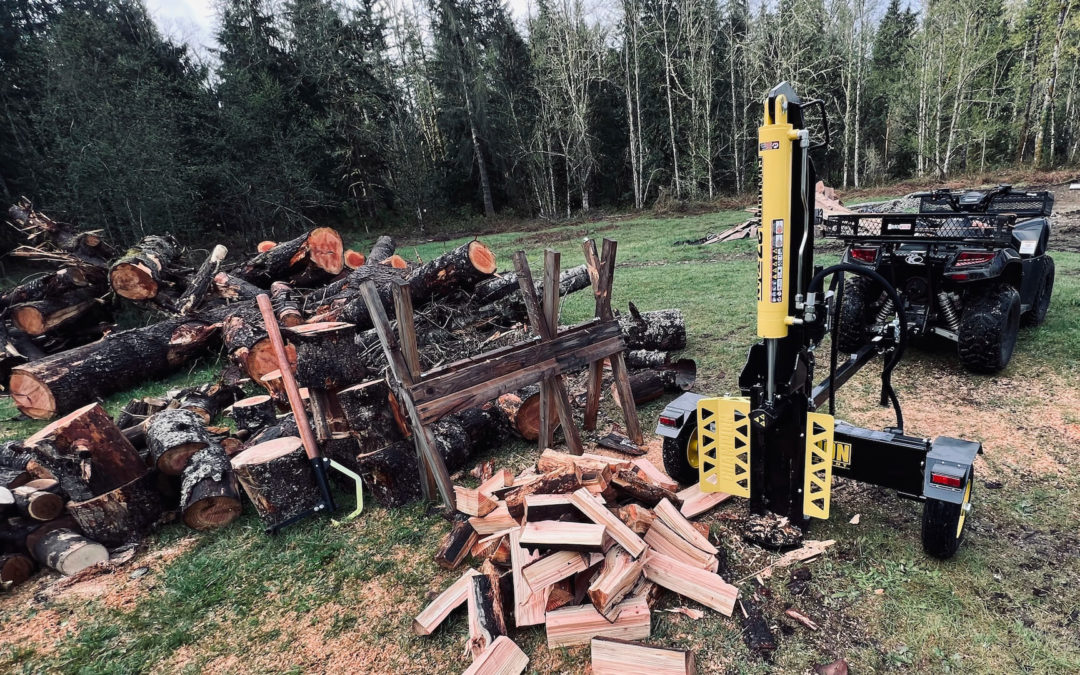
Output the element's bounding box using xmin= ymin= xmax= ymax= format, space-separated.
xmin=392 ymin=280 xmax=438 ymax=502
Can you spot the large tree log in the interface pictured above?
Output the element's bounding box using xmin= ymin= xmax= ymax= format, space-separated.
xmin=473 ymin=263 xmax=590 ymax=306
xmin=109 ymin=234 xmax=181 ymax=301
xmin=366 ymin=235 xmax=396 ymax=265
xmin=231 ymin=436 xmax=320 ymax=529
xmin=233 ymin=228 xmax=343 ymax=287
xmin=229 ymin=395 xmax=277 ymax=433
xmin=146 ymin=409 xmax=210 ymax=475
xmin=212 ymin=272 xmax=261 ymax=302
xmin=286 ymin=322 xmax=368 ymax=389
xmin=23 ymin=403 xmax=147 ymax=501
xmin=618 ymin=304 xmax=686 ymax=352
xmin=407 ymin=240 xmax=496 ymax=303
xmin=10 ymin=317 xmax=217 ymax=420
xmin=177 ymin=245 xmax=228 ymax=315
xmin=10 ymin=288 xmax=104 ymax=336
xmin=1 ymin=266 xmax=105 ymax=311
xmin=337 ymin=379 xmax=404 ymax=452
xmin=219 ymin=302 xmax=296 ymax=386
xmin=67 ymin=472 xmax=162 ymax=545
xmin=180 ymin=444 xmax=242 ymax=531
xmin=30 ymin=528 xmax=108 ymax=576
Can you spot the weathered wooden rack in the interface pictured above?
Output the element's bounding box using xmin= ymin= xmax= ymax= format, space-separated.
xmin=363 ymin=238 xmax=642 ymax=508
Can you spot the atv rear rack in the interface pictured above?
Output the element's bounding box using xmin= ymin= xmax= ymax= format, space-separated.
xmin=917 ymin=189 xmax=1054 ymax=217
xmin=822 ymin=213 xmax=1014 ymax=245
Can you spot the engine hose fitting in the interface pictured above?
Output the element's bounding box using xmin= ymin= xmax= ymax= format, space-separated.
xmin=937 ymin=291 xmax=960 ymax=332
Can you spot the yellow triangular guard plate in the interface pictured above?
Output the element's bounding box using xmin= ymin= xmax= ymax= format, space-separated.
xmin=803 ymin=412 xmax=834 ymax=519
xmin=697 ymin=397 xmax=751 ymax=497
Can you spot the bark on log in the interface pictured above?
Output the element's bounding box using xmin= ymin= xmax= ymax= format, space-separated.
xmin=10 ymin=287 xmax=104 ymax=336
xmin=495 ymin=385 xmax=549 ymax=442
xmin=30 ymin=528 xmax=108 ymax=576
xmin=220 ymin=302 xmax=296 ymax=386
xmin=67 ymin=472 xmax=162 ymax=545
xmin=10 ymin=318 xmax=217 ymax=420
xmin=337 ymin=380 xmax=403 ymax=452
xmin=406 ymin=240 xmax=496 ymax=304
xmin=229 ymin=395 xmax=277 ymax=432
xmin=1 ymin=266 xmax=105 ymax=311
xmin=612 ymin=363 xmax=698 ymax=408
xmin=177 ymin=245 xmax=228 ymax=315
xmin=12 ymin=484 xmax=64 ymax=521
xmin=146 ymin=409 xmax=210 ymax=475
xmin=178 ymin=382 xmax=243 ymax=424
xmin=180 ymin=444 xmax=242 ymax=531
xmin=473 ymin=263 xmax=590 ymax=306
xmin=231 ymin=436 xmax=320 ymax=530
xmin=109 ymin=234 xmax=181 ymax=301
xmin=624 ymin=350 xmax=670 ymax=370
xmin=286 ymin=322 xmax=368 ymax=389
xmin=0 ymin=442 xmax=30 ymax=471
xmin=366 ymin=236 xmax=396 ymax=265
xmin=23 ymin=403 xmax=146 ymax=501
xmin=212 ymin=272 xmax=261 ymax=302
xmin=233 ymin=228 xmax=343 ymax=287
xmin=0 ymin=323 xmax=45 ymax=385
xmin=0 ymin=553 xmax=35 ymax=589
xmin=435 ymin=515 xmax=476 ymax=569
xmin=270 ymin=281 xmax=304 ymax=327
xmin=619 ymin=305 xmax=686 ymax=352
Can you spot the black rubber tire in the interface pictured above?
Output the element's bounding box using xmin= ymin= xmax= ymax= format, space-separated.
xmin=921 ymin=474 xmax=973 ymax=560
xmin=957 ymin=284 xmax=1021 ymax=373
xmin=1021 ymin=256 xmax=1054 ymax=327
xmin=835 ymin=276 xmax=880 ymax=353
xmin=662 ymin=415 xmax=698 ymax=486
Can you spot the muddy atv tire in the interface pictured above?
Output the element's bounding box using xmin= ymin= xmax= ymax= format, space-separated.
xmin=1021 ymin=256 xmax=1054 ymax=327
xmin=835 ymin=276 xmax=881 ymax=353
xmin=957 ymin=284 xmax=1020 ymax=373
xmin=662 ymin=415 xmax=699 ymax=486
xmin=922 ymin=471 xmax=973 ymax=559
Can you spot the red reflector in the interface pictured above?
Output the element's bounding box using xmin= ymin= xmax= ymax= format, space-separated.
xmin=955 ymin=251 xmax=995 ymax=267
xmin=946 ymin=272 xmax=969 ymax=281
xmin=930 ymin=473 xmax=963 ymax=488
xmin=659 ymin=416 xmax=678 ymax=427
xmin=849 ymin=247 xmax=878 ymax=263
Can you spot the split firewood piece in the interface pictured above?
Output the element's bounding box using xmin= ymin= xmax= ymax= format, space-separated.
xmin=67 ymin=472 xmax=162 ymax=546
xmin=231 ymin=436 xmax=321 ymax=530
xmin=653 ymin=499 xmax=717 ymax=554
xmin=785 ymin=607 xmax=819 ymax=631
xmin=177 ymin=245 xmax=228 ymax=314
xmin=632 ymin=459 xmax=679 ymax=493
xmin=146 ymin=409 xmax=210 ymax=476
xmin=510 ymin=527 xmax=548 ymax=627
xmin=180 ymin=444 xmax=242 ymax=531
xmin=462 ymin=635 xmax=528 ymax=675
xmin=366 ymin=235 xmax=396 ymax=265
xmin=505 ymin=467 xmax=582 ymax=521
xmin=520 ymin=521 xmax=607 ymax=553
xmin=343 ymin=249 xmax=366 ymax=269
xmin=643 ymin=519 xmax=718 ymax=572
xmin=478 ymin=469 xmax=513 ymax=497
xmin=612 ymin=469 xmax=679 ymax=507
xmin=12 ymin=482 xmax=64 ymax=522
xmin=545 ymin=596 xmax=651 ymax=648
xmin=664 ymin=607 xmax=704 ymax=620
xmin=595 ymin=432 xmax=647 ymax=456
xmin=471 ymin=529 xmax=514 ymax=564
xmin=0 ymin=553 xmax=35 ymax=590
xmin=30 ymin=528 xmax=108 ymax=576
xmin=456 ymin=486 xmax=498 ymax=518
xmin=413 ymin=568 xmax=480 ymax=636
xmin=618 ymin=305 xmax=686 ymax=352
xmin=588 ymin=545 xmax=647 ymax=621
xmin=286 ymin=322 xmax=367 ymax=390
xmin=642 ymin=550 xmax=737 ymax=616
xmin=590 ymin=637 xmax=696 ymax=675
xmin=270 ymin=281 xmax=304 ymax=327
xmin=537 ymin=449 xmax=618 ymax=476
xmin=546 ymin=578 xmax=575 ymax=611
xmin=23 ymin=403 xmax=146 ymax=501
xmin=467 ymin=561 xmax=508 ymax=660
xmin=614 ymin=504 xmax=655 ymax=536
xmin=628 ymin=577 xmax=664 ymax=608
xmin=570 ymin=488 xmax=647 ymax=558
xmin=753 ymin=540 xmax=836 ymax=580
xmin=10 ymin=318 xmax=217 ymax=420
xmin=523 ymin=493 xmax=580 ymax=523
xmin=676 ymin=483 xmax=731 ymax=519
xmin=578 ymin=452 xmax=634 ymax=472
xmin=229 ymin=395 xmax=277 ymax=433
xmin=234 ymin=227 xmax=344 ymax=286
xmin=436 ymin=516 xmax=478 ymax=570
xmin=109 ymin=234 xmax=181 ymax=301
xmin=522 ymin=551 xmax=590 ymax=593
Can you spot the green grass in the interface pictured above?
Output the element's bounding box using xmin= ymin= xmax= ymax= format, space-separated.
xmin=2 ymin=207 xmax=1080 ymax=673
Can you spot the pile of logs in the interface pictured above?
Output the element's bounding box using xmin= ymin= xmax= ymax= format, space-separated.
xmin=413 ymin=449 xmax=735 ymax=674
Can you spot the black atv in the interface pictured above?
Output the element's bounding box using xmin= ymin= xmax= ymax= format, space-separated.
xmin=824 ymin=185 xmax=1055 ymax=373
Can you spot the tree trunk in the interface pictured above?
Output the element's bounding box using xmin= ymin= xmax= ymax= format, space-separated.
xmin=233 ymin=228 xmax=344 ymax=287
xmin=10 ymin=318 xmax=217 ymax=420
xmin=407 ymin=241 xmax=497 ymax=303
xmin=109 ymin=235 xmax=181 ymax=301
xmin=473 ymin=264 xmax=589 ymax=307
xmin=30 ymin=528 xmax=108 ymax=576
xmin=67 ymin=472 xmax=162 ymax=546
xmin=10 ymin=288 xmax=103 ymax=336
xmin=618 ymin=306 xmax=686 ymax=351
xmin=1034 ymin=0 xmax=1071 ymax=167
xmin=146 ymin=409 xmax=210 ymax=475
xmin=219 ymin=302 xmax=296 ymax=387
xmin=231 ymin=436 xmax=320 ymax=530
xmin=180 ymin=444 xmax=242 ymax=531
xmin=367 ymin=236 xmax=396 ymax=265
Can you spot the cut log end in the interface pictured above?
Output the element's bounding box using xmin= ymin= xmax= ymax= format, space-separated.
xmin=158 ymin=441 xmax=208 ymax=475
xmin=9 ymin=371 xmax=56 ymax=419
xmin=468 ymin=241 xmax=497 ymax=274
xmin=257 ymin=240 xmax=277 ymax=253
xmin=183 ymin=494 xmax=242 ymax=531
xmin=381 ymin=254 xmax=408 ymax=269
xmin=344 ymin=250 xmax=366 ymax=269
xmin=11 ymin=306 xmax=45 ymax=336
xmin=109 ymin=262 xmax=158 ymax=300
xmin=0 ymin=554 xmax=35 ymax=587
xmin=306 ymin=227 xmax=345 ymax=275
xmin=231 ymin=436 xmax=304 ymax=467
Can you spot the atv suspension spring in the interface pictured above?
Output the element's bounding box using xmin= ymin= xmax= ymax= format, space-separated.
xmin=875 ymin=299 xmax=895 ymax=324
xmin=937 ymin=291 xmax=960 ymax=332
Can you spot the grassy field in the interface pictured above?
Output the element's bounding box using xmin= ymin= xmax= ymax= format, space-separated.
xmin=1 ymin=206 xmax=1079 ymax=674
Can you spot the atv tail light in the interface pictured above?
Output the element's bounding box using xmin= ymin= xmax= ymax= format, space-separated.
xmin=930 ymin=472 xmax=964 ymax=489
xmin=849 ymin=247 xmax=878 ymax=264
xmin=954 ymin=251 xmax=996 ymax=267
xmin=658 ymin=416 xmax=678 ymax=427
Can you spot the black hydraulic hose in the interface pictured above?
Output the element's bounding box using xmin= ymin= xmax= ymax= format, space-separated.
xmin=809 ymin=263 xmax=906 ymax=432
xmin=828 ymin=274 xmax=843 ymax=417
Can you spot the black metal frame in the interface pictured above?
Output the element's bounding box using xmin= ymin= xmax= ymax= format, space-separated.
xmin=823 ymin=213 xmax=1015 ymax=246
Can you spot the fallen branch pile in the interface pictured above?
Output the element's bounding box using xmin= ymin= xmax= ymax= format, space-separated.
xmin=413 ymin=449 xmax=734 ymax=673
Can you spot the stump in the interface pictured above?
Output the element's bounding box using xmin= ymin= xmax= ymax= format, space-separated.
xmin=286 ymin=322 xmax=367 ymax=389
xmin=23 ymin=403 xmax=146 ymax=501
xmin=31 ymin=528 xmax=108 ymax=576
xmin=109 ymin=234 xmax=181 ymax=301
xmin=67 ymin=472 xmax=162 ymax=545
xmin=147 ymin=409 xmax=210 ymax=475
xmin=180 ymin=445 xmax=242 ymax=531
xmin=231 ymin=437 xmax=320 ymax=530
xmin=230 ymin=395 xmax=277 ymax=432
xmin=0 ymin=553 xmax=35 ymax=589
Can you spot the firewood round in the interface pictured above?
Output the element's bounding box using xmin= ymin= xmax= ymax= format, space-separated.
xmin=231 ymin=436 xmax=320 ymax=529
xmin=146 ymin=409 xmax=210 ymax=475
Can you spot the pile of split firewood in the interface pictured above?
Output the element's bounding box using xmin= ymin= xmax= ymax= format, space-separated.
xmin=0 ymin=199 xmax=695 ymax=592
xmin=414 ymin=449 xmax=735 ymax=674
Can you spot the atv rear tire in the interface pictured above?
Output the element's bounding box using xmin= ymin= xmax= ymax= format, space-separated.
xmin=1021 ymin=256 xmax=1054 ymax=327
xmin=957 ymin=284 xmax=1020 ymax=373
xmin=835 ymin=276 xmax=880 ymax=353
xmin=921 ymin=472 xmax=973 ymax=560
xmin=662 ymin=415 xmax=699 ymax=486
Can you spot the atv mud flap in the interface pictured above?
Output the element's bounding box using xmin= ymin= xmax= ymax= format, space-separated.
xmin=697 ymin=397 xmax=751 ymax=496
xmin=803 ymin=412 xmax=834 ymax=519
